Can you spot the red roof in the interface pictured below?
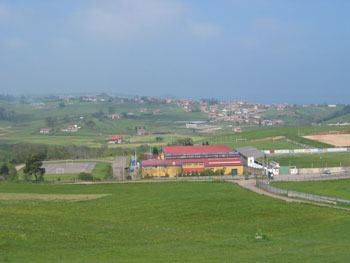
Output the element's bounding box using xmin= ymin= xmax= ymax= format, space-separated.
xmin=142 ymin=157 xmax=242 ymax=167
xmin=162 ymin=145 xmax=235 ymax=155
xmin=110 ymin=135 xmax=123 ymax=140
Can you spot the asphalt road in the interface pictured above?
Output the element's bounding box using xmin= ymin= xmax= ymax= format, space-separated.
xmin=112 ymin=156 xmax=127 ymax=180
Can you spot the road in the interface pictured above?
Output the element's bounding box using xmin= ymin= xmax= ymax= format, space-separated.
xmin=112 ymin=156 xmax=127 ymax=180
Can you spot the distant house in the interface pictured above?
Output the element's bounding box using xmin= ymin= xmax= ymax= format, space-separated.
xmin=153 ymin=109 xmax=161 ymax=115
xmin=234 ymin=127 xmax=242 ymax=132
xmin=108 ymin=135 xmax=123 ymax=144
xmin=62 ymin=124 xmax=79 ymax=132
xmin=111 ymin=114 xmax=120 ymax=119
xmin=137 ymin=128 xmax=147 ymax=136
xmin=140 ymin=108 xmax=147 ymax=113
xmin=39 ymin=128 xmax=51 ymax=134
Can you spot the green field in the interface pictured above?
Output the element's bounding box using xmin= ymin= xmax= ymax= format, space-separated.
xmin=272 ymin=179 xmax=350 ymax=200
xmin=200 ymin=126 xmax=350 ymax=150
xmin=267 ymin=152 xmax=350 ymax=168
xmin=0 ymin=101 xmax=208 ymax=147
xmin=1 ymin=181 xmax=350 ymax=262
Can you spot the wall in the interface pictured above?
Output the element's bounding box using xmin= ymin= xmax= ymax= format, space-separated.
xmin=142 ymin=165 xmax=244 ymax=177
xmin=298 ymin=166 xmax=350 ymax=175
xmin=142 ymin=166 xmax=181 ymax=178
xmin=207 ymin=165 xmax=244 ymax=175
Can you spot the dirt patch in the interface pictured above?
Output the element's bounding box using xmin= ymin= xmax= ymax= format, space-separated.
xmin=310 ymin=131 xmax=348 ymax=135
xmin=303 ymin=134 xmax=350 ymax=147
xmin=252 ymin=136 xmax=285 ymax=142
xmin=0 ymin=193 xmax=110 ymax=202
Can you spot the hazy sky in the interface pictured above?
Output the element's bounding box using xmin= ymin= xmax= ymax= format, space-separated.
xmin=0 ymin=0 xmax=349 ymax=103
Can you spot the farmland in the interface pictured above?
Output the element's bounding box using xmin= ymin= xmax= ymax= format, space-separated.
xmin=1 ymin=181 xmax=350 ymax=262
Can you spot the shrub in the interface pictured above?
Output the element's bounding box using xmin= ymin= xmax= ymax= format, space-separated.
xmin=77 ymin=172 xmax=94 ymax=181
xmin=104 ymin=164 xmax=114 ymax=180
xmin=127 ymin=175 xmax=132 ymax=180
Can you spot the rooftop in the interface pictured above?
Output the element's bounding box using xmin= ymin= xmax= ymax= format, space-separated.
xmin=162 ymin=145 xmax=235 ymax=155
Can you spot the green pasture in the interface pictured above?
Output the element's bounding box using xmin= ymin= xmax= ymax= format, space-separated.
xmin=0 ymin=101 xmax=208 ymax=148
xmin=1 ymin=181 xmax=350 ymax=262
xmin=201 ymin=125 xmax=350 ymax=150
xmin=272 ymin=179 xmax=350 ymax=200
xmin=267 ymin=152 xmax=350 ymax=168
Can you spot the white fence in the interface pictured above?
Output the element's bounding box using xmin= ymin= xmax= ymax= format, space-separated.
xmin=264 ymin=147 xmax=350 ymax=155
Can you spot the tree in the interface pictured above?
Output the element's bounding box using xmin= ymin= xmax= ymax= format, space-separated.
xmin=104 ymin=164 xmax=114 ymax=180
xmin=86 ymin=120 xmax=96 ymax=129
xmin=108 ymin=105 xmax=116 ymax=114
xmin=23 ymin=154 xmax=45 ymax=181
xmin=0 ymin=163 xmax=9 ymax=176
xmin=45 ymin=116 xmax=57 ymax=127
xmin=59 ymin=102 xmax=65 ymax=108
xmin=152 ymin=147 xmax=159 ymax=156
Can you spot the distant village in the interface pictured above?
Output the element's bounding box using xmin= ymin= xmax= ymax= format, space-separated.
xmin=34 ymin=94 xmax=344 ymax=138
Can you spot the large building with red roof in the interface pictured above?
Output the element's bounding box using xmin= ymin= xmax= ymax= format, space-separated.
xmin=142 ymin=145 xmax=243 ymax=177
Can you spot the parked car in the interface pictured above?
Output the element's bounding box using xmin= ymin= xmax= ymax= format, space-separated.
xmin=323 ymin=170 xmax=331 ymax=175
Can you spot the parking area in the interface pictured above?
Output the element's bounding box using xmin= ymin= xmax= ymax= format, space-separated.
xmin=42 ymin=162 xmax=96 ymax=174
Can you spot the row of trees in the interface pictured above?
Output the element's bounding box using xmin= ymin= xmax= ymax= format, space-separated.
xmin=9 ymin=142 xmax=151 ymax=164
xmin=0 ymin=107 xmax=16 ymax=121
xmin=0 ymin=163 xmax=17 ymax=180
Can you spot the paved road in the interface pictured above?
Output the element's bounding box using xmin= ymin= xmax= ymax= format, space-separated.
xmin=112 ymin=156 xmax=127 ymax=180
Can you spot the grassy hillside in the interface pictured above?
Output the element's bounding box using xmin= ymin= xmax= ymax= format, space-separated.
xmin=1 ymin=181 xmax=350 ymax=262
xmin=201 ymin=126 xmax=350 ymax=150
xmin=272 ymin=179 xmax=350 ymax=200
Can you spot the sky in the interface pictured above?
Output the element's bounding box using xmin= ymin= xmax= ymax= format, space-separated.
xmin=0 ymin=0 xmax=349 ymax=104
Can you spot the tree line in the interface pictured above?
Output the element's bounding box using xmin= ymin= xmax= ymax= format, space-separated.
xmin=0 ymin=107 xmax=16 ymax=121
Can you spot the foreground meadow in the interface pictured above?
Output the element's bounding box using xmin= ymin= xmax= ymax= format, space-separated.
xmin=273 ymin=179 xmax=350 ymax=200
xmin=1 ymin=181 xmax=350 ymax=262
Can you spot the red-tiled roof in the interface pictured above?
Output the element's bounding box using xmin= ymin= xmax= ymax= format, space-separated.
xmin=109 ymin=135 xmax=123 ymax=140
xmin=142 ymin=157 xmax=242 ymax=167
xmin=162 ymin=145 xmax=235 ymax=155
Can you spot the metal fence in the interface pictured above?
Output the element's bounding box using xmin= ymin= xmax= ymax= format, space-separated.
xmin=273 ymin=173 xmax=350 ymax=182
xmin=148 ymin=174 xmax=261 ymax=181
xmin=256 ymin=180 xmax=350 ymax=204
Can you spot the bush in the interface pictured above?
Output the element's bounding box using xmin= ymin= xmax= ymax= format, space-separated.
xmin=104 ymin=164 xmax=114 ymax=180
xmin=127 ymin=175 xmax=132 ymax=180
xmin=200 ymin=169 xmax=215 ymax=177
xmin=77 ymin=172 xmax=94 ymax=181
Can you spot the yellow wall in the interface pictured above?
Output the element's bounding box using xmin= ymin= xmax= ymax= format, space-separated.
xmin=182 ymin=163 xmax=205 ymax=169
xmin=142 ymin=165 xmax=243 ymax=177
xmin=206 ymin=166 xmax=244 ymax=175
xmin=142 ymin=166 xmax=181 ymax=178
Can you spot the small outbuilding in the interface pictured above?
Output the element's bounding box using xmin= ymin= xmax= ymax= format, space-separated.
xmin=108 ymin=135 xmax=123 ymax=144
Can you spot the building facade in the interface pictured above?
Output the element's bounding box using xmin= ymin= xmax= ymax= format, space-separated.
xmin=142 ymin=145 xmax=244 ymax=177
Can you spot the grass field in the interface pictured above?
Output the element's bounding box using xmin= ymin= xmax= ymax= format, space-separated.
xmin=200 ymin=126 xmax=350 ymax=150
xmin=267 ymin=152 xmax=350 ymax=168
xmin=272 ymin=179 xmax=350 ymax=200
xmin=1 ymin=181 xmax=350 ymax=262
